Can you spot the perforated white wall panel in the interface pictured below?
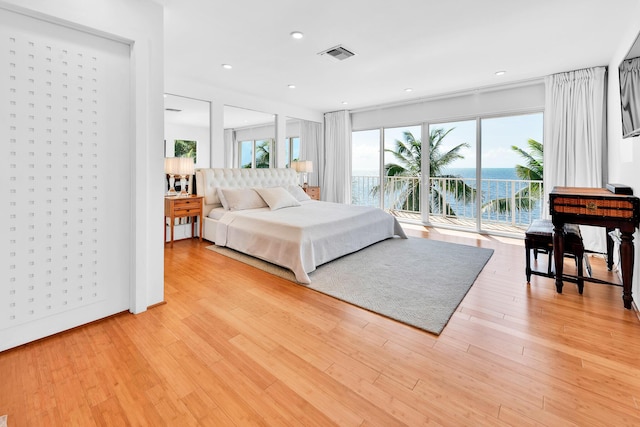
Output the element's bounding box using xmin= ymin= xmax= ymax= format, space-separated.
xmin=3 ymin=34 xmax=104 ymax=329
xmin=1 ymin=8 xmax=131 ymax=346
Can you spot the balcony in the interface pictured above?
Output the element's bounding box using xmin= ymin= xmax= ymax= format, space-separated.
xmin=352 ymin=175 xmax=545 ymax=236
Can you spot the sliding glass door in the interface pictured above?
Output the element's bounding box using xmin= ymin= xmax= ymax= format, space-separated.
xmin=383 ymin=125 xmax=422 ymax=215
xmin=351 ymin=112 xmax=543 ymax=235
xmin=352 ymin=129 xmax=381 ymax=207
xmin=427 ymin=120 xmax=477 ymax=227
xmin=480 ymin=113 xmax=544 ymax=231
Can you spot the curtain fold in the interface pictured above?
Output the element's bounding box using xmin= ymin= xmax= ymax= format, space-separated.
xmin=224 ymin=129 xmax=236 ymax=168
xmin=620 ymin=56 xmax=640 ymax=136
xmin=544 ymin=66 xmax=607 ymax=252
xmin=299 ymin=120 xmax=323 ymax=187
xmin=323 ymin=110 xmax=352 ymax=203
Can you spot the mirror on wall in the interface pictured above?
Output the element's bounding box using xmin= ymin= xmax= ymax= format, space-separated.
xmin=285 ymin=117 xmax=302 ymax=168
xmin=619 ymin=31 xmax=640 ymax=138
xmin=164 ymin=94 xmax=211 ymax=168
xmin=224 ymin=105 xmax=275 ymax=168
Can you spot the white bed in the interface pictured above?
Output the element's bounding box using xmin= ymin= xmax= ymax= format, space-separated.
xmin=195 ymin=168 xmax=407 ymax=283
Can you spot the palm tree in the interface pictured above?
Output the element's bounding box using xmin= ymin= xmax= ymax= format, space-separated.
xmin=255 ymin=139 xmax=271 ymax=168
xmin=373 ymin=128 xmax=474 ymax=216
xmin=481 ymin=138 xmax=543 ymax=214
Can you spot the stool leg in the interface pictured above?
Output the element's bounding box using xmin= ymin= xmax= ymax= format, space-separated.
xmin=525 ymin=239 xmax=532 ymax=283
xmin=576 ymin=253 xmax=584 ymax=295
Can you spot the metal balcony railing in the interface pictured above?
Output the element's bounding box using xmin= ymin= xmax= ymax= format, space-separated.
xmin=351 ymin=175 xmax=545 ymax=231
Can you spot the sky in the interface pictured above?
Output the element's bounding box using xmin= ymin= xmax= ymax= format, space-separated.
xmin=352 ymin=112 xmax=543 ymax=174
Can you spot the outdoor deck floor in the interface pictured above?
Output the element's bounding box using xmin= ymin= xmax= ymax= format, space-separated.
xmin=390 ymin=210 xmax=528 ymax=236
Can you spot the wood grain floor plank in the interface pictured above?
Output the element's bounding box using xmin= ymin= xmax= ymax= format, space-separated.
xmin=2 ymin=227 xmax=640 ymax=426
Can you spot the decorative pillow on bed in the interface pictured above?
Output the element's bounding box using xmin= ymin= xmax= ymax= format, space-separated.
xmin=219 ymin=187 xmax=268 ymax=211
xmin=216 ymin=187 xmax=230 ymax=210
xmin=255 ymin=187 xmax=301 ymax=210
xmin=287 ymin=185 xmax=311 ymax=201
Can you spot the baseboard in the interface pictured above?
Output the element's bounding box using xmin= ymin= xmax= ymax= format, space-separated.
xmin=147 ymin=301 xmax=167 ymax=309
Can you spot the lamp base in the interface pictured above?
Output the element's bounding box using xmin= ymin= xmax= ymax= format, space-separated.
xmin=179 ymin=176 xmax=189 ymax=196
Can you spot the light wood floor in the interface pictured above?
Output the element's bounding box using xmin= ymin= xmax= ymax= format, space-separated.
xmin=2 ymin=225 xmax=640 ymax=426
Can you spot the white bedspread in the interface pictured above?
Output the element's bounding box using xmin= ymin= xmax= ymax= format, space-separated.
xmin=215 ymin=200 xmax=407 ymax=283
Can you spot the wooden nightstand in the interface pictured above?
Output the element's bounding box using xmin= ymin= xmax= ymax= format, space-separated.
xmin=304 ymin=186 xmax=320 ymax=200
xmin=164 ymin=195 xmax=203 ymax=248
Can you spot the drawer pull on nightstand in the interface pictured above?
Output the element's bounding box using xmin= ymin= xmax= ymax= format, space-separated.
xmin=586 ymin=201 xmax=598 ymax=212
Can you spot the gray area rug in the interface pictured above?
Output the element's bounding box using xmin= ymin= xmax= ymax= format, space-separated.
xmin=206 ymin=237 xmax=493 ymax=335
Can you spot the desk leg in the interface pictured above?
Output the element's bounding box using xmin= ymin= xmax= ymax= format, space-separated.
xmin=620 ymin=231 xmax=635 ymax=309
xmin=553 ymin=223 xmax=565 ymax=293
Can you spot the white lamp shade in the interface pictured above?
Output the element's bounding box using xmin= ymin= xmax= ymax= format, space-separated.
xmin=164 ymin=157 xmax=180 ymax=175
xmin=291 ymin=160 xmax=313 ymax=173
xmin=164 ymin=157 xmax=194 ymax=176
xmin=176 ymin=157 xmax=195 ymax=176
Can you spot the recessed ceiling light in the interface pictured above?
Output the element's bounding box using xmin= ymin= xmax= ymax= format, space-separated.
xmin=341 ymin=101 xmax=348 ymax=105
xmin=288 ymin=84 xmax=296 ymax=89
xmin=404 ymin=88 xmax=413 ymax=92
xmin=495 ymin=70 xmax=506 ymax=76
xmin=221 ymin=64 xmax=232 ymax=69
xmin=290 ymin=31 xmax=304 ymax=39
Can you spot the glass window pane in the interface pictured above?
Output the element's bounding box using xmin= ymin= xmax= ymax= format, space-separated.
xmin=352 ymin=129 xmax=381 ymax=206
xmin=291 ymin=137 xmax=300 ymax=163
xmin=240 ymin=140 xmax=253 ymax=168
xmin=383 ymin=125 xmax=421 ymax=212
xmin=255 ymin=139 xmax=271 ymax=168
xmin=428 ymin=120 xmax=476 ymax=220
xmin=480 ymin=112 xmax=543 ymax=226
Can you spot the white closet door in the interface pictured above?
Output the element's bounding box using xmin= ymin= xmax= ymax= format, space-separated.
xmin=0 ymin=8 xmax=132 ymax=351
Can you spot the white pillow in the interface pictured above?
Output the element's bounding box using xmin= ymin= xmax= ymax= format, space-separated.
xmin=216 ymin=187 xmax=230 ymax=210
xmin=255 ymin=187 xmax=301 ymax=210
xmin=220 ymin=188 xmax=268 ymax=211
xmin=287 ymin=185 xmax=311 ymax=201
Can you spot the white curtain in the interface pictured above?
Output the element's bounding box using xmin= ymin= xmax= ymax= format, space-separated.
xmin=224 ymin=129 xmax=236 ymax=168
xmin=323 ymin=110 xmax=352 ymax=203
xmin=544 ymin=66 xmax=607 ymax=252
xmin=620 ymin=57 xmax=640 ymax=136
xmin=299 ymin=120 xmax=323 ymax=187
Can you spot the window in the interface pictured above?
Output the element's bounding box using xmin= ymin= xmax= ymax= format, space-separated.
xmin=285 ymin=136 xmax=300 ymax=168
xmin=351 ymin=112 xmax=543 ymax=234
xmin=239 ymin=139 xmax=273 ymax=168
xmin=352 ymin=129 xmax=381 ymax=206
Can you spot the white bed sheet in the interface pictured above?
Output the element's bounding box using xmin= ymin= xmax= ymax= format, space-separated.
xmin=215 ymin=200 xmax=407 ymax=283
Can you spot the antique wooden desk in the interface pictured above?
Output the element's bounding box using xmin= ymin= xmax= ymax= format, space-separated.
xmin=549 ymin=187 xmax=640 ymax=309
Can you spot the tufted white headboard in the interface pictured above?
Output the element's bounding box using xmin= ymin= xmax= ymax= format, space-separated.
xmin=195 ymin=168 xmax=299 ymax=215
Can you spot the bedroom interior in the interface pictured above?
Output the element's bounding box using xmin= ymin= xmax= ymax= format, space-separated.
xmin=2 ymin=0 xmax=640 ymax=425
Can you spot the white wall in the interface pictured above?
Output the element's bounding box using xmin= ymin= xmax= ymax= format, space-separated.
xmin=607 ymin=6 xmax=640 ymax=308
xmin=1 ymin=0 xmax=165 ymax=311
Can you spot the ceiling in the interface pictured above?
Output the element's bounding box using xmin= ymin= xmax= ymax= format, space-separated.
xmin=160 ymin=0 xmax=640 ymax=113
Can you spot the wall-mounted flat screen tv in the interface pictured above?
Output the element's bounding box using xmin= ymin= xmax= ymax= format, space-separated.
xmin=619 ymin=32 xmax=640 ymax=138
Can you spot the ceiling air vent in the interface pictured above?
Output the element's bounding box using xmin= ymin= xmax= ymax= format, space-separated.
xmin=318 ymin=45 xmax=356 ymax=61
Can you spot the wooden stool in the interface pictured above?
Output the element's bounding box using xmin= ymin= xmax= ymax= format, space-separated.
xmin=525 ymin=219 xmax=590 ymax=293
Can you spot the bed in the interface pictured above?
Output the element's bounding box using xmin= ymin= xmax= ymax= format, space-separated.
xmin=195 ymin=168 xmax=407 ymax=283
